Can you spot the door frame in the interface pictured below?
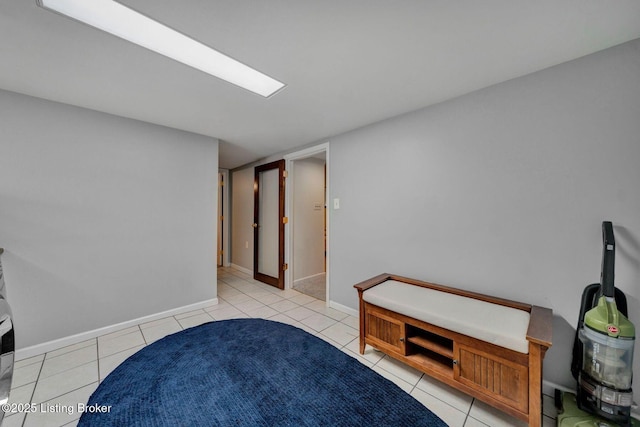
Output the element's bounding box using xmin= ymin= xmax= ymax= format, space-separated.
xmin=218 ymin=169 xmax=230 ymax=267
xmin=253 ymin=159 xmax=286 ymax=289
xmin=284 ymin=142 xmax=330 ymax=303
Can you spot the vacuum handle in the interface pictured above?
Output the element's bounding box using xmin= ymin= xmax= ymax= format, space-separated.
xmin=601 ymin=221 xmax=615 ymax=298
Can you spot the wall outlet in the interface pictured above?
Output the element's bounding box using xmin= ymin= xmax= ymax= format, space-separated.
xmin=245 ymin=241 xmax=249 ymax=248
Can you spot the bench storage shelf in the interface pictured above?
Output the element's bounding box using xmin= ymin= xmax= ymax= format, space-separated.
xmin=355 ymin=273 xmax=552 ymax=427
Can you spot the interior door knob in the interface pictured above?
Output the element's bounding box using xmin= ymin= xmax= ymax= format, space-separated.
xmin=252 ymin=223 xmax=258 ymax=228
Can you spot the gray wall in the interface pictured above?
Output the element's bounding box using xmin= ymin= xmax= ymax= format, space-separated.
xmin=329 ymin=39 xmax=640 ymax=390
xmin=0 ymin=90 xmax=219 ymax=349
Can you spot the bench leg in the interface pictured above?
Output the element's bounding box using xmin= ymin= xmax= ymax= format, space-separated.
xmin=358 ymin=296 xmax=366 ymax=354
xmin=528 ymin=344 xmax=543 ymax=427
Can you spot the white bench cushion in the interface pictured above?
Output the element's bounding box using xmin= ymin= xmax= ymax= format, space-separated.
xmin=363 ymin=280 xmax=531 ymax=354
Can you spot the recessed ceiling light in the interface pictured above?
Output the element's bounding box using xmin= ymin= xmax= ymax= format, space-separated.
xmin=36 ymin=0 xmax=286 ymax=97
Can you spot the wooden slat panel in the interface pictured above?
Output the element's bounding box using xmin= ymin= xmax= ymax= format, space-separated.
xmin=493 ymin=362 xmax=501 ymax=395
xmin=367 ymin=313 xmax=400 ymax=346
xmin=458 ymin=347 xmax=528 ymax=413
xmin=474 ymin=354 xmax=482 ymax=384
xmin=364 ymin=305 xmax=405 ymax=354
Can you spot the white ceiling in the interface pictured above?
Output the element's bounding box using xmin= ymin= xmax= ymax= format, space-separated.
xmin=2 ymin=1 xmax=640 ymax=169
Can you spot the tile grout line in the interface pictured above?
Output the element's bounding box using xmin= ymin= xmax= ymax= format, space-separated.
xmin=21 ymin=348 xmax=47 ymax=427
xmin=137 ymin=324 xmax=148 ymax=347
xmin=461 ymin=398 xmax=475 ymax=427
xmin=408 ymin=372 xmax=424 ymax=395
xmin=95 ymin=336 xmax=102 ymax=385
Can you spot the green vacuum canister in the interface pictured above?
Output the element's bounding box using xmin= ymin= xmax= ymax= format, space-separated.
xmin=579 ymin=297 xmax=635 ymax=406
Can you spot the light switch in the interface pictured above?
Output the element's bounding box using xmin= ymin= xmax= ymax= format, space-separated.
xmin=333 ymin=198 xmax=340 ymax=210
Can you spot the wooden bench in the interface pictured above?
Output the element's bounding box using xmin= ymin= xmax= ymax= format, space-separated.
xmin=354 ymin=273 xmax=552 ymax=427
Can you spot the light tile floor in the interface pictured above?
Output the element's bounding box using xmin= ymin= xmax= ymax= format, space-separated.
xmin=5 ymin=267 xmax=558 ymax=426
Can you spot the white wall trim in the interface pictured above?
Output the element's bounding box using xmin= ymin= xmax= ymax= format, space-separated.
xmin=16 ymin=297 xmax=219 ymax=360
xmin=329 ymin=300 xmax=358 ymax=318
xmin=284 ymin=142 xmax=330 ymax=162
xmin=293 ymin=272 xmax=326 ymax=285
xmin=542 ymin=379 xmax=572 ymax=397
xmin=219 ymin=168 xmax=231 ymax=267
xmin=229 ymin=263 xmax=252 ymax=276
xmin=284 ymin=142 xmax=330 ymax=302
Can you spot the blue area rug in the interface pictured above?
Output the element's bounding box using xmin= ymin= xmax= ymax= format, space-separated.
xmin=79 ymin=318 xmax=447 ymax=426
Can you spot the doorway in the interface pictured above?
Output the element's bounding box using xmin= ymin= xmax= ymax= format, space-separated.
xmin=285 ymin=143 xmax=329 ymax=302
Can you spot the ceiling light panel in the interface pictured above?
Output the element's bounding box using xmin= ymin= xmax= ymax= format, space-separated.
xmin=36 ymin=0 xmax=285 ymax=97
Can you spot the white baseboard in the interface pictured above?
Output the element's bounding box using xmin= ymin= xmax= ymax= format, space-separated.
xmin=542 ymin=379 xmax=573 ymax=397
xmin=293 ymin=272 xmax=326 ymax=285
xmin=329 ymin=300 xmax=358 ymax=317
xmin=229 ymin=263 xmax=252 ymax=276
xmin=15 ymin=298 xmax=219 ymax=361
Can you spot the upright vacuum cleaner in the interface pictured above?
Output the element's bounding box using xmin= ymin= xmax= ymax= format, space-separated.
xmin=557 ymin=221 xmax=637 ymax=426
